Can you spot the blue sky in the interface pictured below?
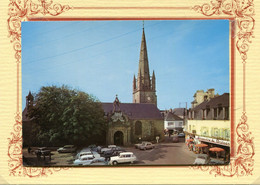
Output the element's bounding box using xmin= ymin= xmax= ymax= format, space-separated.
xmin=22 ymin=20 xmax=229 ymax=110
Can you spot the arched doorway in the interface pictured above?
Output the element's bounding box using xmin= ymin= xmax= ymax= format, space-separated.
xmin=114 ymin=131 xmax=124 ymax=146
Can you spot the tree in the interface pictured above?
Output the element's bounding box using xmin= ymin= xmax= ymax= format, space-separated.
xmin=27 ymin=85 xmax=106 ymax=146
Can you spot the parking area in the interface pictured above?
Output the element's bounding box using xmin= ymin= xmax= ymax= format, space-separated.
xmin=23 ymin=136 xmax=197 ymax=166
xmin=124 ymin=137 xmax=197 ymax=165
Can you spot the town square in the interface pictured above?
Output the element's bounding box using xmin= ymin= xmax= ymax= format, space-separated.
xmin=22 ymin=20 xmax=230 ymax=166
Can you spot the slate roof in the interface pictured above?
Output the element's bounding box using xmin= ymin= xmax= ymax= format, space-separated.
xmin=172 ymin=108 xmax=186 ymax=117
xmin=191 ymin=93 xmax=229 ymax=111
xmin=165 ymin=111 xmax=183 ymax=121
xmin=102 ymin=103 xmax=163 ymax=120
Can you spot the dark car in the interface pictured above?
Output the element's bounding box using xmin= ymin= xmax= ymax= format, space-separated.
xmin=103 ymin=147 xmax=126 ymax=159
xmin=88 ymin=144 xmax=98 ymax=152
xmin=35 ymin=147 xmax=48 ymax=154
xmin=34 ymin=147 xmax=51 ymax=156
xmin=104 ymin=150 xmax=122 ymax=159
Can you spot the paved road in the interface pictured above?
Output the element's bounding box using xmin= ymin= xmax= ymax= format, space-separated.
xmin=23 ymin=136 xmax=197 ymax=166
xmin=124 ymin=136 xmax=197 ymax=165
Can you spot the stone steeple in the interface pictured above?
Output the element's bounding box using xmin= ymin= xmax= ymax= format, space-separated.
xmin=138 ymin=28 xmax=151 ymax=90
xmin=133 ymin=24 xmax=157 ymax=106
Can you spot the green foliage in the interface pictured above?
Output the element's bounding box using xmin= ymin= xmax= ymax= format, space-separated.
xmin=27 ymin=85 xmax=106 ymax=146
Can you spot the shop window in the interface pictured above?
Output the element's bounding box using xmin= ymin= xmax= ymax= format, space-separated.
xmin=168 ymin=122 xmax=174 ymax=126
xmin=201 ymin=127 xmax=209 ymax=136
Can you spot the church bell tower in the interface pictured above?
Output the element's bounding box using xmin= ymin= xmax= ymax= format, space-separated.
xmin=133 ymin=24 xmax=157 ymax=105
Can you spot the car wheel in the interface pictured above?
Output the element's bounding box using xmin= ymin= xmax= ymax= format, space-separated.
xmin=113 ymin=161 xmax=118 ymax=165
xmin=131 ymin=161 xmax=134 ymax=164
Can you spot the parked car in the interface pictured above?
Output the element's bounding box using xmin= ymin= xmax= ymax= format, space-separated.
xmin=208 ymin=159 xmax=225 ymax=165
xmin=109 ymin=152 xmax=137 ymax=165
xmin=73 ymin=154 xmax=95 ymax=165
xmin=88 ymin=144 xmax=98 ymax=152
xmin=178 ymin=133 xmax=185 ymax=138
xmin=89 ymin=157 xmax=108 ymax=166
xmin=76 ymin=149 xmax=100 ymax=159
xmin=139 ymin=142 xmax=155 ymax=150
xmin=104 ymin=149 xmax=124 ymax=159
xmin=193 ymin=154 xmax=210 ymax=165
xmin=57 ymin=145 xmax=76 ymax=153
xmin=134 ymin=141 xmax=148 ymax=149
xmin=100 ymin=145 xmax=117 ymax=154
xmin=76 ymin=151 xmax=93 ymax=159
xmin=34 ymin=147 xmax=51 ymax=156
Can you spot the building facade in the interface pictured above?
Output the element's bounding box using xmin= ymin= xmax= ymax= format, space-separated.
xmin=133 ymin=27 xmax=157 ymax=105
xmin=102 ymin=96 xmax=164 ymax=146
xmin=191 ymin=88 xmax=216 ymax=108
xmin=164 ymin=110 xmax=184 ymax=133
xmin=186 ymin=93 xmax=230 ymax=153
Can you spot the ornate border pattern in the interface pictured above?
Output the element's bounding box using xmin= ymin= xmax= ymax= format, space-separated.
xmin=193 ymin=0 xmax=255 ymax=61
xmin=7 ymin=0 xmax=255 ymax=178
xmin=193 ymin=0 xmax=255 ymax=177
xmin=7 ymin=0 xmax=71 ymax=177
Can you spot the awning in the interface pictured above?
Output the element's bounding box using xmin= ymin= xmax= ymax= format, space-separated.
xmin=195 ymin=143 xmax=208 ymax=148
xmin=198 ymin=138 xmax=230 ymax=147
xmin=209 ymin=147 xmax=224 ymax=152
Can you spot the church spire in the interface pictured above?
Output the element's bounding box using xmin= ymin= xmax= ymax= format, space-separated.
xmin=132 ymin=21 xmax=157 ymax=106
xmin=138 ymin=23 xmax=150 ymax=90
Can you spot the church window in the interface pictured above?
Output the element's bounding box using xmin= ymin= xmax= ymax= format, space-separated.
xmin=135 ymin=121 xmax=142 ymax=135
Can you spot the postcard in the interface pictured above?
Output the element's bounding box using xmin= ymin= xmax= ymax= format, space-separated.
xmin=0 ymin=0 xmax=259 ymax=184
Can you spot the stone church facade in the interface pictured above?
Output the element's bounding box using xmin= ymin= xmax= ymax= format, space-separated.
xmin=103 ymin=27 xmax=163 ymax=146
xmin=102 ymin=96 xmax=164 ymax=146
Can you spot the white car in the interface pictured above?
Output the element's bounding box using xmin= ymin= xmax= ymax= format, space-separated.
xmin=73 ymin=155 xmax=95 ymax=165
xmin=76 ymin=150 xmax=101 ymax=159
xmin=109 ymin=152 xmax=137 ymax=165
xmin=139 ymin=142 xmax=155 ymax=150
xmin=134 ymin=141 xmax=148 ymax=149
xmin=193 ymin=154 xmax=210 ymax=165
xmin=57 ymin=145 xmax=76 ymax=153
xmin=76 ymin=151 xmax=93 ymax=159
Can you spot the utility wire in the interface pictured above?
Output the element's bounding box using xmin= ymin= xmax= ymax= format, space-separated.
xmin=23 ymin=21 xmax=164 ymax=65
xmin=22 ymin=22 xmax=81 ymax=39
xmin=24 ymin=22 xmax=111 ymax=49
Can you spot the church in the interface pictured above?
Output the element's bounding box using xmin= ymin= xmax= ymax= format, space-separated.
xmin=101 ymin=27 xmax=164 ymax=146
xmin=22 ymin=26 xmax=164 ymax=146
